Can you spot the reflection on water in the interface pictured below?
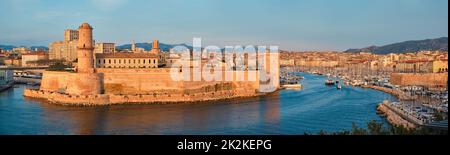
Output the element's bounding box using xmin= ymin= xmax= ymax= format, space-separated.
xmin=0 ymin=73 xmax=391 ymax=135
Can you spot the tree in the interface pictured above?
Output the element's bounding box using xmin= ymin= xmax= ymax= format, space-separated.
xmin=351 ymin=123 xmax=368 ymax=135
xmin=47 ymin=61 xmax=72 ymax=71
xmin=367 ymin=120 xmax=389 ymax=135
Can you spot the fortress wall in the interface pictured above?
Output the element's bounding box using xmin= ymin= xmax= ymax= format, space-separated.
xmin=390 ymin=73 xmax=448 ymax=88
xmin=40 ymin=71 xmax=102 ymax=95
xmin=25 ymin=88 xmax=261 ymax=106
xmin=97 ymin=68 xmax=262 ymax=95
xmin=40 ymin=71 xmax=71 ymax=93
xmin=97 ymin=68 xmax=185 ymax=95
xmin=66 ymin=73 xmax=103 ymax=95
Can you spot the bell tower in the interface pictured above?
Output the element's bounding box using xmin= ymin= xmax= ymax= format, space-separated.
xmin=77 ymin=23 xmax=95 ymax=73
xmin=150 ymin=39 xmax=161 ymax=54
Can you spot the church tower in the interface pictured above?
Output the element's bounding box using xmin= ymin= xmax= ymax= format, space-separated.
xmin=132 ymin=40 xmax=136 ymax=52
xmin=150 ymin=39 xmax=161 ymax=54
xmin=77 ymin=23 xmax=95 ymax=73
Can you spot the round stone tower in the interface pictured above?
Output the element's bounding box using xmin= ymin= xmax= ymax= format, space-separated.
xmin=65 ymin=23 xmax=103 ymax=96
xmin=77 ymin=23 xmax=95 ymax=73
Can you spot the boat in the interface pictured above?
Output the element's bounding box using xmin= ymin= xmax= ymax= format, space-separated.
xmin=282 ymin=84 xmax=303 ymax=89
xmin=0 ymin=81 xmax=14 ymax=92
xmin=325 ymin=79 xmax=335 ymax=85
xmin=281 ymin=80 xmax=303 ymax=89
xmin=337 ymin=84 xmax=342 ymax=90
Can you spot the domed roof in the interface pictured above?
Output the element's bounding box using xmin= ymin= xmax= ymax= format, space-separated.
xmin=79 ymin=23 xmax=93 ymax=29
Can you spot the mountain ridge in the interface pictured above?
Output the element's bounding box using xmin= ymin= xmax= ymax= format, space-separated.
xmin=345 ymin=37 xmax=448 ymax=54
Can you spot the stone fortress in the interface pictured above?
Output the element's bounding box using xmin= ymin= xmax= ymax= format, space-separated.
xmin=24 ymin=23 xmax=280 ymax=105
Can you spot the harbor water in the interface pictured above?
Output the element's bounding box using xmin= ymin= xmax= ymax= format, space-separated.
xmin=0 ymin=72 xmax=393 ymax=135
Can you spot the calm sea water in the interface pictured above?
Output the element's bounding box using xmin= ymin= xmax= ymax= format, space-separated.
xmin=0 ymin=73 xmax=393 ymax=135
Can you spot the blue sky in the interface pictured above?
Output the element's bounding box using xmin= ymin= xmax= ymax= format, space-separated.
xmin=0 ymin=0 xmax=448 ymax=51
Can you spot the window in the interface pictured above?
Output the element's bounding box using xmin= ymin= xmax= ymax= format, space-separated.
xmin=109 ymin=59 xmax=111 ymax=64
xmin=154 ymin=59 xmax=156 ymax=64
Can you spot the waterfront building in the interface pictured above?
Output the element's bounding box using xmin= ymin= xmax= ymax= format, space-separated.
xmin=49 ymin=30 xmax=79 ymax=61
xmin=95 ymin=53 xmax=159 ymax=68
xmin=432 ymin=59 xmax=448 ymax=73
xmin=4 ymin=58 xmax=22 ymax=66
xmin=390 ymin=73 xmax=448 ymax=88
xmin=94 ymin=43 xmax=116 ymax=54
xmin=0 ymin=70 xmax=13 ymax=85
xmin=64 ymin=29 xmax=79 ymax=41
xmin=395 ymin=59 xmax=448 ymax=73
xmin=21 ymin=52 xmax=49 ymax=67
xmin=49 ymin=29 xmax=82 ymax=62
xmin=280 ymin=59 xmax=295 ymax=67
xmin=12 ymin=47 xmax=31 ymax=55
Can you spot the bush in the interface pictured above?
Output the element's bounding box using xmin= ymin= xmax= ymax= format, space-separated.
xmin=47 ymin=61 xmax=72 ymax=71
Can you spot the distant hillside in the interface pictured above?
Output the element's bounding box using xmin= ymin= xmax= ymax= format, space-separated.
xmin=0 ymin=45 xmax=48 ymax=51
xmin=116 ymin=43 xmax=193 ymax=51
xmin=345 ymin=37 xmax=448 ymax=54
xmin=0 ymin=45 xmax=16 ymax=50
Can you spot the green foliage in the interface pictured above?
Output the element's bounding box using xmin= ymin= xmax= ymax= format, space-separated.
xmin=316 ymin=120 xmax=447 ymax=135
xmin=433 ymin=111 xmax=445 ymax=121
xmin=351 ymin=122 xmax=368 ymax=135
xmin=47 ymin=61 xmax=72 ymax=71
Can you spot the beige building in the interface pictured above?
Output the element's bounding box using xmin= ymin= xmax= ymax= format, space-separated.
xmin=12 ymin=47 xmax=31 ymax=55
xmin=64 ymin=29 xmax=79 ymax=41
xmin=49 ymin=29 xmax=79 ymax=61
xmin=395 ymin=59 xmax=448 ymax=73
xmin=4 ymin=58 xmax=22 ymax=66
xmin=49 ymin=40 xmax=78 ymax=61
xmin=95 ymin=53 xmax=159 ymax=68
xmin=280 ymin=59 xmax=295 ymax=66
xmin=431 ymin=60 xmax=448 ymax=73
xmin=21 ymin=52 xmax=49 ymax=67
xmin=94 ymin=43 xmax=116 ymax=54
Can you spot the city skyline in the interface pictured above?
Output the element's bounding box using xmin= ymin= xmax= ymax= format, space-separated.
xmin=0 ymin=0 xmax=448 ymax=51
